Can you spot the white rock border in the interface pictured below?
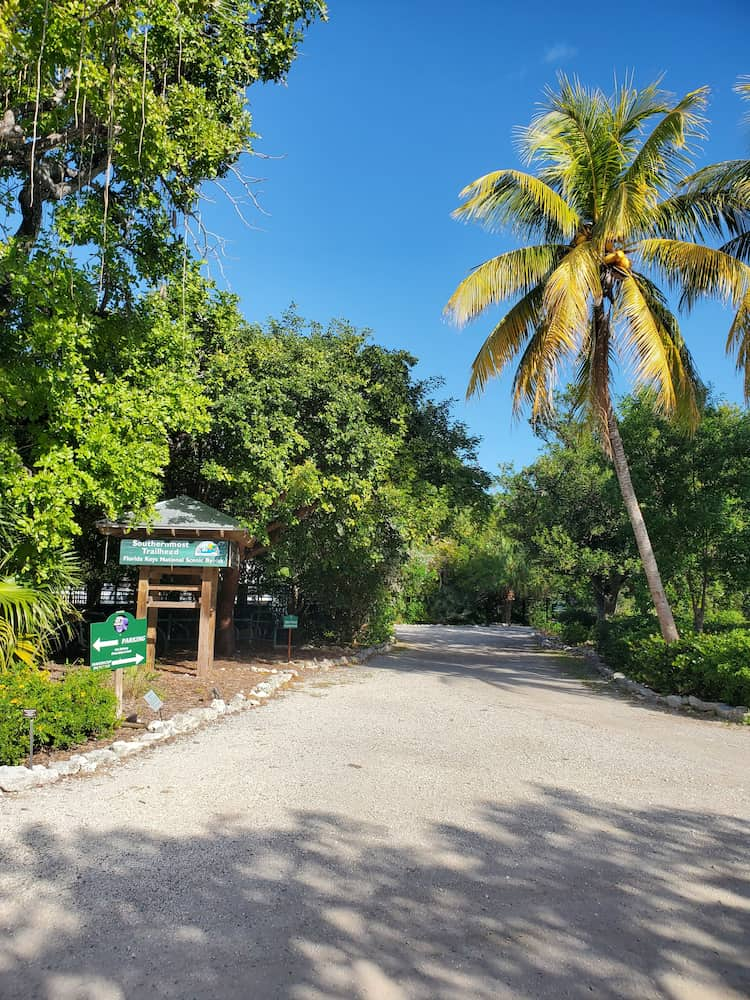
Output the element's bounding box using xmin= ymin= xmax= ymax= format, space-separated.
xmin=0 ymin=642 xmax=393 ymax=795
xmin=536 ymin=631 xmax=750 ymax=725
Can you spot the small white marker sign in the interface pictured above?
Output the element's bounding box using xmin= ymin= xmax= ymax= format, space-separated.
xmin=144 ymin=689 xmax=163 ymax=713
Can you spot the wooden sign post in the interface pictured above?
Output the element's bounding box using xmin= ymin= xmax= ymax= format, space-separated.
xmin=97 ymin=497 xmax=250 ymax=678
xmin=90 ymin=611 xmax=147 ymax=716
xmin=283 ymin=615 xmax=298 ymax=662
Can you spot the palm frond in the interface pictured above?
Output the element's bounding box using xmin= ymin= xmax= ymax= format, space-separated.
xmin=521 ymin=75 xmax=615 ymax=222
xmin=445 ymin=244 xmax=566 ymax=326
xmin=612 ymin=78 xmax=669 ymax=142
xmin=540 ymin=240 xmax=600 ymax=360
xmin=467 ymin=284 xmax=544 ymax=398
xmin=452 ymin=169 xmax=579 ymax=242
xmin=623 ymin=89 xmax=707 ymax=189
xmin=600 ymin=89 xmax=709 ymax=240
xmin=508 ymin=243 xmax=600 ymax=420
xmin=650 ymin=188 xmax=748 ymax=241
xmin=726 ymin=289 xmax=750 ymax=400
xmin=510 ymin=318 xmax=556 ymax=422
xmin=632 ymin=273 xmax=702 ymax=428
xmin=638 ymin=238 xmax=750 ymax=309
xmin=613 ymin=272 xmax=676 ymax=413
xmin=720 ymin=231 xmax=750 ymax=264
xmin=735 ymin=76 xmax=750 ymax=124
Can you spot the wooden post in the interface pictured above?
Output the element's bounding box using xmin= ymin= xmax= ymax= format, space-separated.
xmin=114 ymin=667 xmax=123 ymax=718
xmin=141 ymin=568 xmax=158 ymax=669
xmin=136 ymin=566 xmax=149 ymax=619
xmin=147 ymin=603 xmax=158 ymax=669
xmin=136 ymin=564 xmax=157 ymax=671
xmin=197 ymin=567 xmax=219 ymax=676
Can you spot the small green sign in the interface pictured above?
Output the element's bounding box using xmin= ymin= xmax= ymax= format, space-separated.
xmin=90 ymin=611 xmax=147 ymax=671
xmin=282 ymin=615 xmax=299 ymax=629
xmin=119 ymin=538 xmax=229 ymax=567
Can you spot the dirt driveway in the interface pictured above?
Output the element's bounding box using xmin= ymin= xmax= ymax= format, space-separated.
xmin=0 ymin=624 xmax=747 ymax=999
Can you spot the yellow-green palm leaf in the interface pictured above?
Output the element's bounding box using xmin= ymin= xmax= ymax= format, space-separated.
xmin=453 ymin=169 xmax=580 ymax=241
xmin=445 ymin=244 xmax=565 ymax=326
xmin=639 ymin=238 xmax=750 ymax=308
xmin=467 ymin=285 xmax=545 ymax=398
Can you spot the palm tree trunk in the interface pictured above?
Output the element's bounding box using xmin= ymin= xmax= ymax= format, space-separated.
xmin=607 ymin=408 xmax=679 ymax=643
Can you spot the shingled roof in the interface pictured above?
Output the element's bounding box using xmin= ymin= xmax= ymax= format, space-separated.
xmin=96 ymin=496 xmax=249 ymax=541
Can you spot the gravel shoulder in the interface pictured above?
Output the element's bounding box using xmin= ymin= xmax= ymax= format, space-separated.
xmin=0 ymin=624 xmax=747 ymax=999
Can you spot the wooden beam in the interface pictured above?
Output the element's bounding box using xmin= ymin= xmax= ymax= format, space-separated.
xmin=136 ymin=566 xmax=149 ymax=619
xmin=147 ymin=599 xmax=199 ymax=609
xmin=147 ymin=584 xmax=201 ymax=593
xmin=196 ymin=567 xmax=219 ymax=676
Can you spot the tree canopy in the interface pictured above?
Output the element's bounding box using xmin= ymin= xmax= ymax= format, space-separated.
xmin=0 ymin=0 xmax=326 ymax=278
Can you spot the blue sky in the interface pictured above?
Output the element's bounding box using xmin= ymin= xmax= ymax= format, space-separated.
xmin=202 ymin=0 xmax=750 ymax=475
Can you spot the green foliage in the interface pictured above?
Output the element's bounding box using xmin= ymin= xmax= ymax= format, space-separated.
xmin=0 ymin=666 xmax=117 ymax=765
xmin=0 ymin=512 xmax=81 ymax=666
xmin=398 ymin=507 xmax=526 ymax=625
xmin=1 ymin=2 xmax=324 ymax=587
xmin=595 ymin=618 xmax=750 ymax=706
xmin=620 ymin=393 xmax=750 ymax=628
xmin=1 ymin=0 xmax=326 ymax=260
xmin=164 ymin=305 xmax=491 ymax=645
xmin=0 ymin=251 xmax=209 ymax=580
xmin=501 ymin=400 xmax=637 ymax=619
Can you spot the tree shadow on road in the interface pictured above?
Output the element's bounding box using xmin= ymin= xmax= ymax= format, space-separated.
xmin=388 ymin=627 xmax=741 ymax=728
xmin=0 ymin=786 xmax=747 ymax=999
xmin=388 ymin=625 xmax=614 ymax=705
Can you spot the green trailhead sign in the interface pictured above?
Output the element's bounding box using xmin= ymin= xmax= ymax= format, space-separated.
xmin=283 ymin=615 xmax=299 ymax=629
xmin=119 ymin=538 xmax=229 ymax=567
xmin=90 ymin=611 xmax=147 ymax=671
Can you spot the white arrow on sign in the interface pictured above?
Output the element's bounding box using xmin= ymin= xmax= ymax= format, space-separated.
xmin=111 ymin=653 xmax=145 ymax=667
xmin=93 ymin=637 xmax=119 ymax=652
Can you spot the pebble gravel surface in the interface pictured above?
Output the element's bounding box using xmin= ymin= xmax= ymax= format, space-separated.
xmin=0 ymin=625 xmax=748 ymax=999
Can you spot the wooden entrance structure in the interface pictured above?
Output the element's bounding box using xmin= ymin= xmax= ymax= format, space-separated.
xmin=97 ymin=496 xmax=249 ymax=675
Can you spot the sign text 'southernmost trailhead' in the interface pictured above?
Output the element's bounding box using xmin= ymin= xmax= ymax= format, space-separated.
xmin=119 ymin=538 xmax=230 ymax=567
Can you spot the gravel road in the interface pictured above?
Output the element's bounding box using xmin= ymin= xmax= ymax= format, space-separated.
xmin=0 ymin=625 xmax=748 ymax=999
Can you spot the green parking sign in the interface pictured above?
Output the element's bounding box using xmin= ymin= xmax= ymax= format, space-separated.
xmin=90 ymin=611 xmax=147 ymax=671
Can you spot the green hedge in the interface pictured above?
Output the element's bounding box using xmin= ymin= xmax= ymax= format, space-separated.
xmin=0 ymin=667 xmax=117 ymax=765
xmin=595 ymin=619 xmax=750 ymax=707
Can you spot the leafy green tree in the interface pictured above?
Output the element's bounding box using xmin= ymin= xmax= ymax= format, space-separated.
xmin=0 ymin=251 xmax=208 ymax=580
xmin=0 ymin=3 xmax=324 ymax=583
xmin=163 ymin=298 xmax=491 ymax=646
xmin=0 ymin=0 xmax=326 ymax=270
xmin=398 ymin=506 xmax=528 ymax=626
xmin=501 ymin=407 xmax=637 ymax=621
xmin=445 ymin=77 xmax=749 ymax=642
xmin=620 ymin=393 xmax=750 ymax=630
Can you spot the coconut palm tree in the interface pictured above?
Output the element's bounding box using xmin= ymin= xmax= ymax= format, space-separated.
xmin=445 ymin=77 xmax=749 ymax=642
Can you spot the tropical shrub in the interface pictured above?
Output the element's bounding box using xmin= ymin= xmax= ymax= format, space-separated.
xmin=595 ymin=619 xmax=750 ymax=706
xmin=0 ymin=667 xmax=117 ymax=765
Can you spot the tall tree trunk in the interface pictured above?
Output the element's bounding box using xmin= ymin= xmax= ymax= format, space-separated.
xmin=216 ymin=566 xmax=240 ymax=657
xmin=607 ymin=409 xmax=679 ymax=643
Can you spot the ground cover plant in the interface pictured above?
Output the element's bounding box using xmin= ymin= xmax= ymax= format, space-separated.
xmin=0 ymin=666 xmax=116 ymax=765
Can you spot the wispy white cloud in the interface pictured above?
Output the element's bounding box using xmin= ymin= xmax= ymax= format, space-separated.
xmin=542 ymin=43 xmax=578 ymax=65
